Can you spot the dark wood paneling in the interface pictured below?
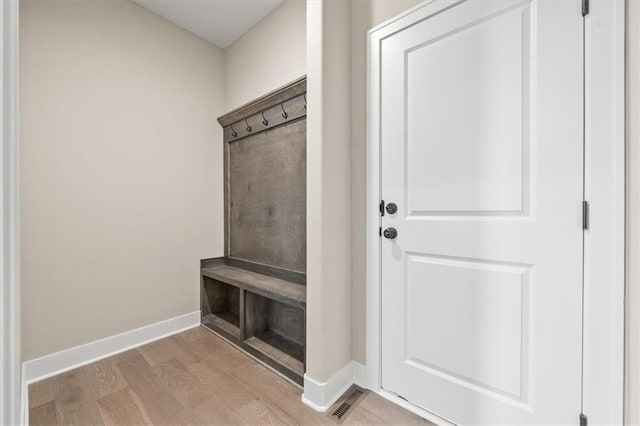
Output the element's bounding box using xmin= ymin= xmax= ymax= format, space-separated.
xmin=228 ymin=119 xmax=306 ymax=273
xmin=200 ymin=257 xmax=224 ymax=269
xmin=218 ymin=76 xmax=306 ymax=127
xmin=225 ymin=257 xmax=306 ymax=285
xmin=222 ymin=97 xmax=306 ymax=143
xmin=244 ymin=291 xmax=270 ymax=339
xmin=268 ymin=302 xmax=305 ymax=347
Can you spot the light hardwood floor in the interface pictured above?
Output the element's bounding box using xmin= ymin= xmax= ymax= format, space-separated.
xmin=29 ymin=326 xmax=431 ymax=425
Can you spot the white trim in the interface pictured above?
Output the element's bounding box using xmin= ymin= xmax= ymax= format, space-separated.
xmin=365 ymin=0 xmax=626 ymax=423
xmin=583 ymin=0 xmax=626 ymax=423
xmin=1 ymin=0 xmax=21 ymax=425
xmin=352 ymin=360 xmax=367 ymax=388
xmin=301 ymin=361 xmax=366 ymax=412
xmin=20 ymin=368 xmax=28 ymax=426
xmin=22 ymin=311 xmax=200 ymax=384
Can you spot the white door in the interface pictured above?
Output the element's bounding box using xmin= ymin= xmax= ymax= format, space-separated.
xmin=379 ymin=0 xmax=584 ymax=424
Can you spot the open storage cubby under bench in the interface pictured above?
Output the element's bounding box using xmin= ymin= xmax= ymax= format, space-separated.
xmin=201 ymin=276 xmax=241 ymax=340
xmin=200 ymin=257 xmax=306 ymax=384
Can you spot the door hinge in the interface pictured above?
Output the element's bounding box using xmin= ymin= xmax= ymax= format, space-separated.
xmin=582 ymin=0 xmax=589 ymax=16
xmin=380 ymin=200 xmax=385 ymax=216
xmin=379 ymin=226 xmax=382 ymax=237
xmin=582 ymin=200 xmax=589 ymax=230
xmin=580 ymin=413 xmax=588 ymax=426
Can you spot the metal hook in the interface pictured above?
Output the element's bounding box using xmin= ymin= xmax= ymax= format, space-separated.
xmin=303 ymin=94 xmax=307 ymax=110
xmin=230 ymin=123 xmax=238 ymax=137
xmin=245 ymin=118 xmax=252 ymax=132
xmin=281 ymin=103 xmax=288 ymax=119
xmin=261 ymin=112 xmax=268 ymax=126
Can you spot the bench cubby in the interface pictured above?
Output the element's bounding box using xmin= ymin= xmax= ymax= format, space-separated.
xmin=201 ymin=276 xmax=241 ymax=340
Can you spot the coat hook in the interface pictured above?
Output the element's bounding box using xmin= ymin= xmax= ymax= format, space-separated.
xmin=230 ymin=123 xmax=238 ymax=137
xmin=281 ymin=103 xmax=288 ymax=119
xmin=245 ymin=118 xmax=252 ymax=132
xmin=261 ymin=112 xmax=268 ymax=126
xmin=303 ymin=94 xmax=307 ymax=110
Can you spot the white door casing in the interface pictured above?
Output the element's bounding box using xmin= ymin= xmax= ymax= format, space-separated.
xmin=378 ymin=0 xmax=584 ymax=424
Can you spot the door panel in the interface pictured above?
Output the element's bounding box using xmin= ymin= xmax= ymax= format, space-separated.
xmin=406 ymin=254 xmax=528 ymax=398
xmin=380 ymin=0 xmax=584 ymax=424
xmin=406 ymin=3 xmax=527 ymax=215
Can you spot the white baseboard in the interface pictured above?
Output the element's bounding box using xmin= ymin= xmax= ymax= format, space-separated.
xmin=352 ymin=361 xmax=367 ymax=388
xmin=22 ymin=311 xmax=200 ymax=385
xmin=20 ymin=367 xmax=28 ymax=426
xmin=301 ymin=360 xmax=448 ymax=425
xmin=301 ymin=361 xmax=366 ymax=412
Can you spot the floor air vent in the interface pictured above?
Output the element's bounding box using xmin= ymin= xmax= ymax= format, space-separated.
xmin=328 ymin=387 xmax=366 ymax=424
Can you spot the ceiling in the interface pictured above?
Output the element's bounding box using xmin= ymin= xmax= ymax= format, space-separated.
xmin=132 ymin=0 xmax=284 ymax=49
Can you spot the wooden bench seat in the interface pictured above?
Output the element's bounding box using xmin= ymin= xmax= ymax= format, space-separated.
xmin=201 ymin=264 xmax=305 ymax=310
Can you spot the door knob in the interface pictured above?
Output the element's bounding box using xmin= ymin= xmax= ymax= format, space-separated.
xmin=383 ymin=227 xmax=398 ymax=239
xmin=385 ymin=202 xmax=398 ymax=214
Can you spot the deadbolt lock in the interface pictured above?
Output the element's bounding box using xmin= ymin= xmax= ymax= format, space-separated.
xmin=385 ymin=203 xmax=398 ymax=214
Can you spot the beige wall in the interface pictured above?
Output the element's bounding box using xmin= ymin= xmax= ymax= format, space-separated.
xmin=20 ymin=0 xmax=226 ymax=360
xmin=306 ymin=0 xmax=353 ymax=382
xmin=349 ymin=0 xmax=421 ymax=363
xmin=627 ymin=0 xmax=640 ymax=423
xmin=224 ymin=0 xmax=306 ymax=111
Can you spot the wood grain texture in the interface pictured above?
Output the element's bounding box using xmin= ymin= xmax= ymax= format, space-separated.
xmin=29 ymin=376 xmax=60 ymax=409
xmin=28 ymin=327 xmax=430 ymax=426
xmin=357 ymin=393 xmax=429 ymax=425
xmin=116 ymin=352 xmax=203 ymax=426
xmin=97 ymin=388 xmax=150 ymax=426
xmin=29 ymin=401 xmax=57 ymax=426
xmin=224 ymin=257 xmax=306 ymax=285
xmin=83 ymin=357 xmax=128 ymax=399
xmin=221 ymin=96 xmax=307 ymax=143
xmin=151 ymin=358 xmax=209 ymax=410
xmin=202 ymin=264 xmax=306 ymax=308
xmin=218 ymin=76 xmax=306 ymax=127
xmin=52 ymin=368 xmax=104 ymax=425
xmin=137 ymin=335 xmax=199 ymax=367
xmin=227 ymin=119 xmax=306 ymax=272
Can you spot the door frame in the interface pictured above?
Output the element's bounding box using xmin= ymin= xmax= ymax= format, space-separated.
xmin=365 ymin=1 xmax=626 ymax=424
xmin=0 ymin=0 xmax=22 ymax=424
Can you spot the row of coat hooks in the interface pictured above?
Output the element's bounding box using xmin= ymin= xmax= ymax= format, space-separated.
xmin=229 ymin=94 xmax=306 ymax=138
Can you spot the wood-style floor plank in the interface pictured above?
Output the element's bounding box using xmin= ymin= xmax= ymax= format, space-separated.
xmin=186 ymin=358 xmax=257 ymax=413
xmin=229 ymin=362 xmax=332 ymax=425
xmin=52 ymin=368 xmax=104 ymax=425
xmin=83 ymin=357 xmax=128 ymax=399
xmin=116 ymin=351 xmax=203 ymax=426
xmin=29 ymin=376 xmax=60 ymax=409
xmin=357 ymin=392 xmax=430 ymax=425
xmin=137 ymin=336 xmax=200 ymax=367
xmin=151 ymin=358 xmax=209 ymax=410
xmin=29 ymin=326 xmax=430 ymax=426
xmin=342 ymin=405 xmax=388 ymax=425
xmin=192 ymin=396 xmax=246 ymax=425
xmin=97 ymin=387 xmax=150 ymax=426
xmin=29 ymin=401 xmax=57 ymax=426
xmin=234 ymin=398 xmax=297 ymax=425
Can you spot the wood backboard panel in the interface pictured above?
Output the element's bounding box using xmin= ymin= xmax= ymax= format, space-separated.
xmin=228 ymin=119 xmax=306 ymax=273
